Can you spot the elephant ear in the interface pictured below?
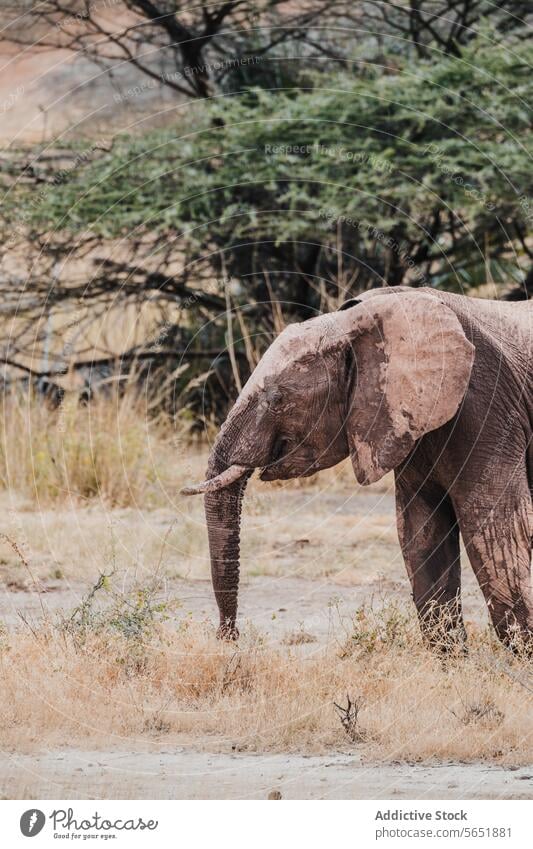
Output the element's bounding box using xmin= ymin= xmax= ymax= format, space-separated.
xmin=344 ymin=291 xmax=475 ymax=484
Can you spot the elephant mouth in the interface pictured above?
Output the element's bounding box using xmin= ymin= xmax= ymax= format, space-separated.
xmin=260 ymin=461 xmax=319 ymax=481
xmin=260 ymin=461 xmax=297 ymax=481
xmin=259 ymin=465 xmax=279 ymax=481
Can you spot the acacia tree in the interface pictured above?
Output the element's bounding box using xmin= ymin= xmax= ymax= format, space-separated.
xmin=14 ymin=35 xmax=530 ymax=293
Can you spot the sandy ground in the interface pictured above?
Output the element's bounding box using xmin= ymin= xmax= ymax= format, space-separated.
xmin=2 ymin=750 xmax=533 ymax=800
xmin=0 ymin=572 xmax=488 ymax=645
xmin=0 ymin=482 xmax=489 ymax=638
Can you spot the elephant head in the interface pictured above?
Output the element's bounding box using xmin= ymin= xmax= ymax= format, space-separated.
xmin=182 ymin=288 xmax=475 ymax=638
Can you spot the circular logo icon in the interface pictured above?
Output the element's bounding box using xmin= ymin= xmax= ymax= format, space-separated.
xmin=20 ymin=809 xmax=46 ymax=837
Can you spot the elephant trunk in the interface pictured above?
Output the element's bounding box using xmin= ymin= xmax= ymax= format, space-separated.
xmin=182 ymin=397 xmax=269 ymax=638
xmin=204 ymin=451 xmax=251 ymax=639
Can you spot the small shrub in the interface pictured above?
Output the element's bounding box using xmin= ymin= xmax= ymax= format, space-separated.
xmin=339 ymin=600 xmax=414 ymax=657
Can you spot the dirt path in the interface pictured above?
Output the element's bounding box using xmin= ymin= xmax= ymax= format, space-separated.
xmin=2 ymin=750 xmax=532 ymax=800
xmin=0 ymin=572 xmax=487 ymax=643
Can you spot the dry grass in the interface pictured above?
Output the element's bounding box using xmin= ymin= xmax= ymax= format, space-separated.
xmin=0 ymin=391 xmax=191 ymax=508
xmin=0 ymin=595 xmax=531 ymax=765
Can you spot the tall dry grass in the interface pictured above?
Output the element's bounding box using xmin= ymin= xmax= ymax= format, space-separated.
xmin=0 ymin=386 xmax=374 ymax=509
xmin=0 ymin=391 xmax=188 ymax=507
xmin=1 ymin=593 xmax=531 ymax=764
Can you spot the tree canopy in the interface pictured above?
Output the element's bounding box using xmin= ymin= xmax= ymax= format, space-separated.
xmin=16 ymin=34 xmax=532 ymax=298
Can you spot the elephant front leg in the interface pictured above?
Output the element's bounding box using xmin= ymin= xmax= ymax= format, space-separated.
xmin=456 ymin=490 xmax=533 ymax=649
xmin=395 ymin=476 xmax=465 ymax=650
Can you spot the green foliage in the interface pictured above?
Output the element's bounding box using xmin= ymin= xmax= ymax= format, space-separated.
xmin=340 ymin=602 xmax=413 ymax=657
xmin=10 ymin=35 xmax=532 ymax=293
xmin=64 ymin=569 xmax=178 ymax=646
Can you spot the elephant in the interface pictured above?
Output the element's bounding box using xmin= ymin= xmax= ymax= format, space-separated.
xmin=182 ymin=286 xmax=533 ymax=649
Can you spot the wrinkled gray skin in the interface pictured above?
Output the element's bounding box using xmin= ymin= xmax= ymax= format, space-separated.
xmin=184 ymin=287 xmax=533 ymax=648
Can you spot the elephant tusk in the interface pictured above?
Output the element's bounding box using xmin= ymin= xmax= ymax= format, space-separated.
xmin=180 ymin=464 xmax=248 ymax=496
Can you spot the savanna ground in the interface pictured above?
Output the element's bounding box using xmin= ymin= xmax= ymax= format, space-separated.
xmin=0 ymin=396 xmax=532 ymax=799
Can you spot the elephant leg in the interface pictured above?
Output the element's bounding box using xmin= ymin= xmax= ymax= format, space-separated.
xmin=455 ymin=486 xmax=533 ymax=648
xmin=395 ymin=475 xmax=465 ymax=649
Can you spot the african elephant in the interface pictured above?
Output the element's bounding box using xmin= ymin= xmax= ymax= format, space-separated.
xmin=183 ymin=286 xmax=533 ymax=648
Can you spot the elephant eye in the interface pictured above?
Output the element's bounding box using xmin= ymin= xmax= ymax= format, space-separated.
xmin=265 ymin=386 xmax=283 ymax=411
xmin=272 ymin=435 xmax=289 ymax=462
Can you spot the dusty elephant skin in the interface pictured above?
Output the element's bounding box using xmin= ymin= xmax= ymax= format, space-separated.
xmin=183 ymin=287 xmax=533 ymax=647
